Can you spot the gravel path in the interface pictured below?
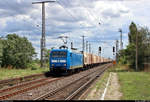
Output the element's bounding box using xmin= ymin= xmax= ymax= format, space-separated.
xmin=86 ymin=72 xmax=122 ymax=100
xmin=104 ymin=72 xmax=122 ymax=100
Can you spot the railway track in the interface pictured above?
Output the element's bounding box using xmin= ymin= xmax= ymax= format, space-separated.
xmin=0 ymin=63 xmax=112 ymax=100
xmin=34 ymin=64 xmax=111 ymax=100
xmin=0 ymin=77 xmax=61 ymax=100
xmin=0 ymin=73 xmax=46 ymax=89
xmin=65 ymin=65 xmax=109 ymax=100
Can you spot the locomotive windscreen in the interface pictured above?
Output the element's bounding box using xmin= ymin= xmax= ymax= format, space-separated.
xmin=51 ymin=51 xmax=67 ymax=58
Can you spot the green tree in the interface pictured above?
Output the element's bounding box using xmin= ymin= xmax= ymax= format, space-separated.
xmin=123 ymin=22 xmax=138 ymax=69
xmin=128 ymin=22 xmax=138 ymax=44
xmin=119 ymin=22 xmax=150 ymax=70
xmin=2 ymin=34 xmax=36 ymax=68
xmin=0 ymin=38 xmax=3 ymax=67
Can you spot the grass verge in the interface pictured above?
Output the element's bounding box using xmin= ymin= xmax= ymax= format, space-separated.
xmin=87 ymin=64 xmax=150 ymax=100
xmin=0 ymin=63 xmax=49 ymax=80
xmin=113 ymin=64 xmax=150 ymax=100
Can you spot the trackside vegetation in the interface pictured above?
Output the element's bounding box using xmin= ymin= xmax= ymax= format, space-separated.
xmin=0 ymin=34 xmax=51 ymax=69
xmin=118 ymin=22 xmax=150 ymax=70
xmin=112 ymin=65 xmax=150 ymax=100
xmin=1 ymin=34 xmax=36 ymax=68
xmin=115 ymin=22 xmax=150 ymax=100
xmin=119 ymin=72 xmax=150 ymax=100
xmin=0 ymin=63 xmax=49 ymax=80
xmin=87 ymin=64 xmax=150 ymax=100
xmin=0 ymin=34 xmax=51 ymax=80
xmin=0 ymin=38 xmax=3 ymax=67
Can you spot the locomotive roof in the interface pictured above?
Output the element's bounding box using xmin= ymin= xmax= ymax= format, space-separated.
xmin=51 ymin=49 xmax=68 ymax=51
xmin=51 ymin=49 xmax=82 ymax=54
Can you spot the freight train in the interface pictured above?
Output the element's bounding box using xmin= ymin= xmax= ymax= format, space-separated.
xmin=49 ymin=47 xmax=112 ymax=74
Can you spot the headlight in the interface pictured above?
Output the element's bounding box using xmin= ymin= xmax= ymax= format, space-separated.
xmin=60 ymin=60 xmax=66 ymax=63
xmin=52 ymin=60 xmax=57 ymax=63
xmin=64 ymin=64 xmax=66 ymax=66
xmin=52 ymin=64 xmax=54 ymax=66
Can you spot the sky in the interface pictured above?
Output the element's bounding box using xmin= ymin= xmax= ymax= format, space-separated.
xmin=0 ymin=0 xmax=150 ymax=59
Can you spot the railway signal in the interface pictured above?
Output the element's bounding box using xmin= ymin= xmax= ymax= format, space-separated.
xmin=99 ymin=46 xmax=101 ymax=56
xmin=99 ymin=46 xmax=102 ymax=62
xmin=99 ymin=46 xmax=101 ymax=52
xmin=113 ymin=46 xmax=115 ymax=55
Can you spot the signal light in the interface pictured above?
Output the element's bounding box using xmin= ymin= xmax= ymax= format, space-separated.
xmin=113 ymin=46 xmax=115 ymax=52
xmin=99 ymin=46 xmax=101 ymax=51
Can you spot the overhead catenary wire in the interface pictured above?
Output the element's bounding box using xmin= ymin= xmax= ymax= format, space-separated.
xmin=79 ymin=1 xmax=112 ymax=54
xmin=79 ymin=0 xmax=107 ymax=43
xmin=80 ymin=6 xmax=114 ymax=50
xmin=79 ymin=0 xmax=101 ymax=27
xmin=78 ymin=0 xmax=109 ymax=49
xmin=46 ymin=2 xmax=81 ymax=50
xmin=56 ymin=1 xmax=90 ymax=51
xmin=57 ymin=1 xmax=80 ymax=23
xmin=56 ymin=0 xmax=105 ymax=51
xmin=47 ymin=0 xmax=99 ymax=37
xmin=56 ymin=0 xmax=97 ymax=34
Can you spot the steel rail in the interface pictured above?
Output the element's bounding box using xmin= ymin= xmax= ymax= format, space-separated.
xmin=65 ymin=64 xmax=110 ymax=100
xmin=34 ymin=64 xmax=111 ymax=100
xmin=0 ymin=73 xmax=45 ymax=88
xmin=0 ymin=78 xmax=60 ymax=100
xmin=0 ymin=78 xmax=50 ymax=93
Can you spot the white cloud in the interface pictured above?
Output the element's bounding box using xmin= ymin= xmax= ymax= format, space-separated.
xmin=0 ymin=0 xmax=150 ymax=59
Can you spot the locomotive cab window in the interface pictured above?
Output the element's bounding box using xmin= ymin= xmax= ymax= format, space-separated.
xmin=59 ymin=51 xmax=67 ymax=57
xmin=51 ymin=51 xmax=67 ymax=58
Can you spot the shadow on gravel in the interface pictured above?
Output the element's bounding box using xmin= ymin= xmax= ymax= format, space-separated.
xmin=44 ymin=71 xmax=53 ymax=77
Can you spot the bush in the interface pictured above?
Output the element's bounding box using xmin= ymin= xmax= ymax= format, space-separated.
xmin=2 ymin=34 xmax=36 ymax=68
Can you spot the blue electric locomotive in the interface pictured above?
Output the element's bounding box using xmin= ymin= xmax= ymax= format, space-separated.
xmin=49 ymin=48 xmax=83 ymax=73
